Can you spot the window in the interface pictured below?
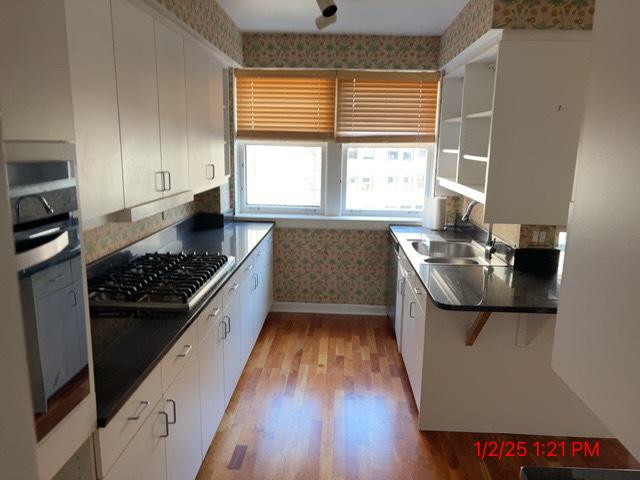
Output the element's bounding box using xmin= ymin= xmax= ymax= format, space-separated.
xmin=234 ymin=69 xmax=440 ymax=218
xmin=240 ymin=143 xmax=324 ymax=213
xmin=342 ymin=145 xmax=432 ymax=216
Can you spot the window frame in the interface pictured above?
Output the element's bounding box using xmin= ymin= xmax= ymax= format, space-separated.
xmin=339 ymin=143 xmax=433 ymax=218
xmin=237 ymin=140 xmax=327 ymax=215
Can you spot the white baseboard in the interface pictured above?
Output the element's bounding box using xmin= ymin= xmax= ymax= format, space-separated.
xmin=270 ymin=302 xmax=388 ymax=316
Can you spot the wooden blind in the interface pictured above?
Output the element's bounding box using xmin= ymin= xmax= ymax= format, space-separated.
xmin=235 ymin=70 xmax=336 ymax=141
xmin=335 ymin=71 xmax=440 ymax=143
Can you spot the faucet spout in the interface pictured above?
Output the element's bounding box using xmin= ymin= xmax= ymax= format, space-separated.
xmin=461 ymin=200 xmax=479 ymax=222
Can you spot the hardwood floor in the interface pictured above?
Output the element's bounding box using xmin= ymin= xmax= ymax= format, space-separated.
xmin=197 ymin=312 xmax=639 ymax=480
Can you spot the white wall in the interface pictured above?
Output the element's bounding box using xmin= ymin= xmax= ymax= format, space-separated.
xmin=552 ymin=0 xmax=640 ymax=461
xmin=0 ymin=118 xmax=39 ymax=478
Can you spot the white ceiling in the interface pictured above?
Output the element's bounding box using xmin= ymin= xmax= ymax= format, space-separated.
xmin=218 ymin=0 xmax=470 ymax=36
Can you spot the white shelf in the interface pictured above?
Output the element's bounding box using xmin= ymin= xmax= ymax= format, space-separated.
xmin=466 ymin=110 xmax=492 ymax=119
xmin=443 ymin=116 xmax=462 ymax=123
xmin=463 ymin=154 xmax=489 ymax=162
xmin=437 ymin=176 xmax=486 ymax=204
xmin=441 ymin=148 xmax=459 ymax=154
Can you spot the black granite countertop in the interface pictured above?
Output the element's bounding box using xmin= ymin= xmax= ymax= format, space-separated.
xmin=520 ymin=467 xmax=640 ymax=479
xmin=390 ymin=225 xmax=561 ymax=313
xmin=90 ymin=217 xmax=274 ymax=427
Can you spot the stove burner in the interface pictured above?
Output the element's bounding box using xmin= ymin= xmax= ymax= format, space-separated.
xmin=88 ymin=252 xmax=235 ymax=311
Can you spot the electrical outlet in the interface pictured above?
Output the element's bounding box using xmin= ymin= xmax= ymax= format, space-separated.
xmin=538 ymin=231 xmax=546 ymax=244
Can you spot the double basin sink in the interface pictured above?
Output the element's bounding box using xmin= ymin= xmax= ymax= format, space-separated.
xmin=410 ymin=239 xmax=507 ymax=267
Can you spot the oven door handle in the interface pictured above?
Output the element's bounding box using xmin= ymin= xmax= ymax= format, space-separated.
xmin=14 ymin=231 xmax=69 ymax=271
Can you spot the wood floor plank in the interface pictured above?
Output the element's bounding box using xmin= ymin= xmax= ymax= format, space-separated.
xmin=197 ymin=312 xmax=639 ymax=480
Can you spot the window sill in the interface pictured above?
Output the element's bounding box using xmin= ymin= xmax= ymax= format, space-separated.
xmin=233 ymin=212 xmax=422 ymax=230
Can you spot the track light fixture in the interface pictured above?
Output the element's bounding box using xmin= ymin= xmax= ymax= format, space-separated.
xmin=315 ymin=0 xmax=337 ymax=31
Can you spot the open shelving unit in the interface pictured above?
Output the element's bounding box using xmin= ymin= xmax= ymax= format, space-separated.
xmin=434 ymin=30 xmax=592 ymax=226
xmin=436 ymin=44 xmax=497 ymax=204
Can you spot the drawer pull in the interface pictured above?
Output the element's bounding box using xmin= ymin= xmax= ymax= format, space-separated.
xmin=166 ymin=399 xmax=177 ymax=424
xmin=159 ymin=411 xmax=170 ymax=438
xmin=127 ymin=400 xmax=150 ymax=421
xmin=244 ymin=264 xmax=253 ymax=272
xmin=229 ymin=283 xmax=239 ymax=294
xmin=177 ymin=344 xmax=193 ymax=358
xmin=211 ymin=307 xmax=221 ymax=318
xmin=409 ymin=302 xmax=416 ymax=319
xmin=414 ymin=287 xmax=423 ymax=296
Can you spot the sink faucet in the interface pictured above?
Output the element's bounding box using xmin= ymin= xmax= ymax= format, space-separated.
xmin=15 ymin=194 xmax=54 ymax=220
xmin=460 ymin=200 xmax=496 ymax=259
xmin=461 ymin=200 xmax=479 ymax=222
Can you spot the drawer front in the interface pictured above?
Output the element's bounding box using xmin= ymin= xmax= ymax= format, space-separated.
xmin=161 ymin=321 xmax=198 ymax=391
xmin=32 ymin=259 xmax=73 ymax=299
xmin=97 ymin=366 xmax=162 ymax=478
xmin=197 ymin=293 xmax=222 ymax=343
xmin=222 ymin=271 xmax=240 ymax=309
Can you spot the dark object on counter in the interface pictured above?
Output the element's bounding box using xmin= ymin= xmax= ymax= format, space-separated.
xmin=520 ymin=466 xmax=640 ymax=479
xmin=193 ymin=213 xmax=225 ymax=230
xmin=514 ymin=248 xmax=560 ymax=277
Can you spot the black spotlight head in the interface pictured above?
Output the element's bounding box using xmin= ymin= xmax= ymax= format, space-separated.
xmin=322 ymin=4 xmax=338 ymax=17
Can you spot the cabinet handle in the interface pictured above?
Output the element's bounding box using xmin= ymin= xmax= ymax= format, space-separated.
xmin=211 ymin=307 xmax=221 ymax=318
xmin=165 ymin=399 xmax=177 ymax=425
xmin=229 ymin=283 xmax=238 ymax=294
xmin=177 ymin=344 xmax=192 ymax=358
xmin=69 ymin=290 xmax=77 ymax=307
xmin=409 ymin=302 xmax=416 ymax=319
xmin=206 ymin=164 xmax=215 ymax=180
xmin=127 ymin=400 xmax=150 ymax=421
xmin=224 ymin=315 xmax=231 ymax=334
xmin=254 ymin=274 xmax=258 ymax=290
xmin=414 ymin=287 xmax=423 ymax=296
xmin=155 ymin=171 xmax=165 ymax=192
xmin=245 ymin=264 xmax=253 ymax=273
xmin=47 ymin=274 xmax=64 ymax=284
xmin=219 ymin=319 xmax=227 ymax=340
xmin=400 ymin=278 xmax=406 ymax=296
xmin=163 ymin=171 xmax=172 ymax=191
xmin=159 ymin=411 xmax=170 ymax=438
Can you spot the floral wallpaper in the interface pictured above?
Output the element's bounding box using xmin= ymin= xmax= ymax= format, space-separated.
xmin=82 ymin=189 xmax=220 ymax=264
xmin=440 ymin=0 xmax=596 ymax=66
xmin=155 ymin=0 xmax=243 ymax=64
xmin=273 ymin=228 xmax=390 ymax=305
xmin=243 ymin=33 xmax=441 ymax=70
xmin=440 ymin=0 xmax=494 ymax=68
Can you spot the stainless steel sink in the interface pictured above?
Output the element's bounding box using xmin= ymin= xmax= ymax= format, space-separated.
xmin=410 ymin=240 xmax=484 ymax=258
xmin=424 ymin=257 xmax=481 ymax=265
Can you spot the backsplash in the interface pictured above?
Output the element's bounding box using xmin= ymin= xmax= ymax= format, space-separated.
xmin=440 ymin=0 xmax=596 ymax=66
xmin=82 ymin=189 xmax=220 ymax=264
xmin=273 ymin=228 xmax=390 ymax=306
xmin=243 ymin=33 xmax=440 ymax=70
xmin=451 ymin=196 xmax=558 ymax=249
xmin=154 ymin=0 xmax=243 ymax=64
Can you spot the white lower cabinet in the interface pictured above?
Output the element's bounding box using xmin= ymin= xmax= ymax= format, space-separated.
xmin=400 ymin=264 xmax=426 ymax=408
xmin=198 ymin=299 xmax=225 ymax=459
xmin=164 ymin=347 xmax=202 ymax=480
xmin=104 ymin=403 xmax=168 ymax=480
xmin=222 ymin=277 xmax=242 ymax=406
xmin=240 ymin=262 xmax=258 ymax=366
xmin=96 ymin=233 xmax=274 ymax=479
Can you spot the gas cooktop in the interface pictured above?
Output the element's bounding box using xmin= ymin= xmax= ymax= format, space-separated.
xmin=88 ymin=252 xmax=235 ymax=312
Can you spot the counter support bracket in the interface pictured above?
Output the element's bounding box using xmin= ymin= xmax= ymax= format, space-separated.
xmin=465 ymin=312 xmax=492 ymax=346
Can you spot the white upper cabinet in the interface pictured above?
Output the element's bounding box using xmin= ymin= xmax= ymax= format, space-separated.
xmin=436 ymin=31 xmax=591 ymax=226
xmin=0 ymin=1 xmax=75 ymax=141
xmin=154 ymin=21 xmax=190 ymax=196
xmin=111 ymin=0 xmax=163 ymax=208
xmin=65 ymin=0 xmax=125 ymax=223
xmin=185 ymin=40 xmax=227 ymax=194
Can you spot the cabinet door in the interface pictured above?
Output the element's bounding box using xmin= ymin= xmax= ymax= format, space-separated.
xmin=255 ymin=240 xmax=272 ymax=339
xmin=240 ymin=261 xmax=257 ymax=365
xmin=208 ymin=55 xmax=226 ymax=190
xmin=65 ymin=281 xmax=88 ymax=378
xmin=164 ymin=349 xmax=202 ymax=480
xmin=199 ymin=310 xmax=225 ymax=458
xmin=66 ymin=0 xmax=125 ymax=221
xmin=394 ymin=260 xmax=406 ymax=351
xmin=104 ymin=404 xmax=167 ymax=480
xmin=111 ymin=0 xmax=163 ymax=207
xmin=154 ymin=21 xmax=189 ymax=196
xmin=222 ymin=280 xmax=242 ymax=406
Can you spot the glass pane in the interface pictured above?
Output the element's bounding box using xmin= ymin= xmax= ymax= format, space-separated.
xmin=245 ymin=144 xmax=322 ymax=208
xmin=345 ymin=146 xmax=430 ymax=212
